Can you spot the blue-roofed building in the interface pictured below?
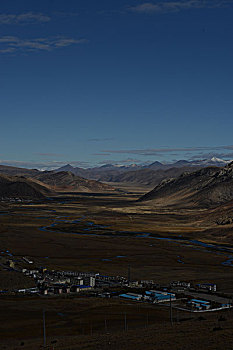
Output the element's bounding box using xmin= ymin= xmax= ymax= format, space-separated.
xmin=145 ymin=290 xmax=176 ymax=303
xmin=221 ymin=303 xmax=231 ymax=308
xmin=188 ymin=299 xmax=211 ymax=310
xmin=191 ymin=299 xmax=210 ymax=305
xmin=120 ymin=293 xmax=142 ymax=301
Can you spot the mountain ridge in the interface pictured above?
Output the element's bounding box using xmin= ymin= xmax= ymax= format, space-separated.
xmin=139 ymin=162 xmax=233 ymax=208
xmin=32 ymin=171 xmax=116 ymax=193
xmin=54 ymin=157 xmax=232 ymax=184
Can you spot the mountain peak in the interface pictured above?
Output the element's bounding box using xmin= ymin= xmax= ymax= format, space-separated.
xmin=173 ymin=160 xmax=190 ymax=165
xmin=55 ymin=164 xmax=75 ymax=171
xmin=210 ymin=157 xmax=226 ymax=163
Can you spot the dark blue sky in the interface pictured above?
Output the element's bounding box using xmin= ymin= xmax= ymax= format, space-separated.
xmin=1 ymin=0 xmax=233 ymax=169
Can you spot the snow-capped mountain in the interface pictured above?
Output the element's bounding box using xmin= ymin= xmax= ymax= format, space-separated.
xmin=191 ymin=157 xmax=233 ymax=166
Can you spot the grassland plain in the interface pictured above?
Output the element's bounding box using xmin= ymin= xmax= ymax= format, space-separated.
xmin=0 ymin=189 xmax=233 ymax=348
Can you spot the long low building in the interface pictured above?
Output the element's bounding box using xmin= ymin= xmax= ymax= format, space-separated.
xmin=196 ymin=283 xmax=217 ymax=292
xmin=120 ymin=293 xmax=143 ymax=301
xmin=183 ymin=291 xmax=232 ymax=307
xmin=146 ymin=290 xmax=176 ymax=303
xmin=73 ymin=285 xmax=92 ymax=292
xmin=188 ymin=299 xmax=211 ymax=310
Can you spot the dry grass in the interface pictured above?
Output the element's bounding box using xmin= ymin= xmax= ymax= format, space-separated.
xmin=1 ymin=189 xmax=233 ymax=349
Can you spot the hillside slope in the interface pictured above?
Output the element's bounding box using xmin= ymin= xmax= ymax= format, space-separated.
xmin=139 ymin=163 xmax=233 ymax=208
xmin=0 ymin=165 xmax=39 ymax=177
xmin=32 ymin=171 xmax=116 ymax=193
xmin=0 ymin=174 xmax=52 ymax=200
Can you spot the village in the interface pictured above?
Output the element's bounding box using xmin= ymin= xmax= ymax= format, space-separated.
xmin=1 ymin=251 xmax=232 ymax=314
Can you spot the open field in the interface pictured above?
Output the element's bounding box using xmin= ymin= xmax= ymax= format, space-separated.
xmin=1 ymin=296 xmax=233 ymax=350
xmin=1 ymin=188 xmax=233 ymax=348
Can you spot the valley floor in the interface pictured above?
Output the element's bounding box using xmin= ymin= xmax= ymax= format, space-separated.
xmin=0 ymin=188 xmax=233 ymax=349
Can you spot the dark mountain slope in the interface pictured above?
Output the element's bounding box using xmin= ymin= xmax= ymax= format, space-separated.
xmin=0 ymin=174 xmax=52 ymax=200
xmin=139 ymin=163 xmax=233 ymax=208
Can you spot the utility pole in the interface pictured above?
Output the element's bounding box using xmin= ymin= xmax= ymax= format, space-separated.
xmin=43 ymin=309 xmax=46 ymax=348
xmin=124 ymin=312 xmax=127 ymax=332
xmin=90 ymin=322 xmax=93 ymax=336
xmin=105 ymin=317 xmax=108 ymax=333
xmin=170 ymin=294 xmax=173 ymax=326
xmin=145 ymin=312 xmax=149 ymax=329
xmin=128 ymin=265 xmax=131 ymax=284
xmin=176 ymin=308 xmax=179 ymax=323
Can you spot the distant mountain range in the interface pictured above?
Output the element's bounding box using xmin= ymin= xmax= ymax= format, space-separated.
xmin=54 ymin=157 xmax=233 ymax=186
xmin=0 ymin=166 xmax=116 ymax=200
xmin=0 ymin=157 xmax=232 ymax=200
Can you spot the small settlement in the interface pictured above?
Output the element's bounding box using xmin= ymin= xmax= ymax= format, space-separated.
xmin=0 ymin=251 xmax=232 ymax=313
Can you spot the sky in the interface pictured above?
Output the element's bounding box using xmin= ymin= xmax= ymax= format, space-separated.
xmin=0 ymin=0 xmax=233 ymax=169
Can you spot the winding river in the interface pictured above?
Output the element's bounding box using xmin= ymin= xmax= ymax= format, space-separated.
xmin=38 ymin=215 xmax=233 ymax=267
xmin=1 ymin=208 xmax=233 ymax=267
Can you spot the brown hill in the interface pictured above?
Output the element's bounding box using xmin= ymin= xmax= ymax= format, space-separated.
xmin=0 ymin=174 xmax=52 ymax=200
xmin=32 ymin=171 xmax=116 ymax=193
xmin=139 ymin=163 xmax=233 ymax=208
xmin=0 ymin=165 xmax=116 ymax=195
xmin=0 ymin=165 xmax=39 ymax=177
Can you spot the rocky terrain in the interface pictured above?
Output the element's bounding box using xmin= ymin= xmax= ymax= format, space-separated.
xmin=139 ymin=162 xmax=233 ymax=208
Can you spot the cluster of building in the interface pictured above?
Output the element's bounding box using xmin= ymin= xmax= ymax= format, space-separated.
xmin=120 ymin=290 xmax=176 ymax=303
xmin=119 ymin=287 xmax=232 ymax=311
xmin=1 ymin=252 xmax=231 ymax=313
xmin=19 ymin=266 xmax=134 ymax=296
xmin=187 ymin=297 xmax=232 ymax=311
xmin=0 ymin=197 xmax=34 ymax=203
xmin=115 ymin=280 xmax=232 ymax=311
xmin=22 ymin=257 xmax=34 ymax=265
xmin=20 ymin=267 xmax=97 ymax=295
xmin=169 ymin=280 xmax=217 ymax=293
xmin=188 ymin=299 xmax=211 ymax=310
xmin=196 ymin=283 xmax=217 ymax=293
